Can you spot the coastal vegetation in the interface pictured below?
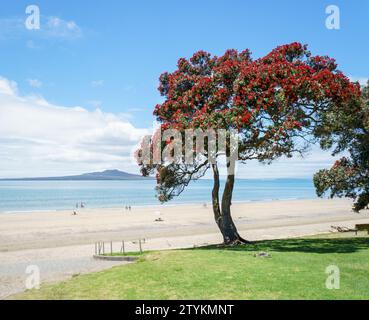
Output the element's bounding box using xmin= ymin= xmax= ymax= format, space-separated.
xmin=314 ymin=81 xmax=369 ymax=211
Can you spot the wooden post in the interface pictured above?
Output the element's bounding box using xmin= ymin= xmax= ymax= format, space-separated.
xmin=139 ymin=239 xmax=142 ymax=253
xmin=110 ymin=241 xmax=113 ymax=256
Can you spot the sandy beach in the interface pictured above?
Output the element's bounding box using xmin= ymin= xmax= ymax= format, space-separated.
xmin=1 ymin=198 xmax=368 ymax=299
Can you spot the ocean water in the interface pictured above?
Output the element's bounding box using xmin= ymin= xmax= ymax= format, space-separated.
xmin=0 ymin=179 xmax=317 ymax=213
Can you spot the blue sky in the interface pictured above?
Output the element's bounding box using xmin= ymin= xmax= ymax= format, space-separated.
xmin=0 ymin=0 xmax=368 ymax=177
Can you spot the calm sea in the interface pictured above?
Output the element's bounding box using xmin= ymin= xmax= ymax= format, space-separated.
xmin=0 ymin=179 xmax=317 ymax=213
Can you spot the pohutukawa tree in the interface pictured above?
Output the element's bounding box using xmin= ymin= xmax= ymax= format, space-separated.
xmin=136 ymin=42 xmax=360 ymax=245
xmin=314 ymin=81 xmax=368 ymax=212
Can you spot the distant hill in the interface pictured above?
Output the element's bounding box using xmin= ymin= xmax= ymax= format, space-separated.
xmin=0 ymin=170 xmax=153 ymax=181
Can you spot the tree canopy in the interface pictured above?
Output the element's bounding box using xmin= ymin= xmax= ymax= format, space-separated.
xmin=136 ymin=43 xmax=360 ymax=243
xmin=314 ymin=81 xmax=369 ymax=211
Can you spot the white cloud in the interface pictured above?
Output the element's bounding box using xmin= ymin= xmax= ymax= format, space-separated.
xmin=0 ymin=77 xmax=18 ymax=95
xmin=44 ymin=16 xmax=82 ymax=39
xmin=91 ymin=80 xmax=104 ymax=87
xmin=27 ymin=79 xmax=42 ymax=88
xmin=0 ymin=15 xmax=82 ymax=41
xmin=0 ymin=76 xmax=338 ymax=180
xmin=0 ymin=76 xmax=148 ymax=178
xmin=0 ymin=18 xmax=23 ymax=40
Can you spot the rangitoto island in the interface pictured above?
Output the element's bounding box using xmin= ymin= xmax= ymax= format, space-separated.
xmin=0 ymin=169 xmax=154 ymax=181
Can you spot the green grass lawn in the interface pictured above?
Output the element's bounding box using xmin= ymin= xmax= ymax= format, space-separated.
xmin=13 ymin=233 xmax=369 ymax=300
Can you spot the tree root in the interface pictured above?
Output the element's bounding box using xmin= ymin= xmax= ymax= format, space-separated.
xmin=223 ymin=236 xmax=252 ymax=246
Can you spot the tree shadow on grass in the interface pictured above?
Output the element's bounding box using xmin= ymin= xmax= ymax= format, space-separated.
xmin=190 ymin=237 xmax=369 ymax=254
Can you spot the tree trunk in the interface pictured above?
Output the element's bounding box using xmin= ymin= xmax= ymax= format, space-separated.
xmin=211 ymin=163 xmax=250 ymax=245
